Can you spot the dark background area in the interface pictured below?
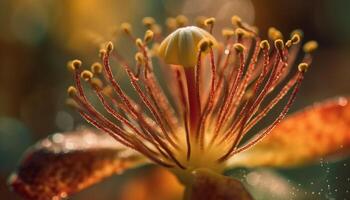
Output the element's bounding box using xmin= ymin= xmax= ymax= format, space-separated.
xmin=0 ymin=0 xmax=349 ymax=199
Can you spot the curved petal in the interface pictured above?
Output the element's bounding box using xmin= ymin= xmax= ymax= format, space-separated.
xmin=8 ymin=129 xmax=146 ymax=200
xmin=228 ymin=96 xmax=350 ymax=168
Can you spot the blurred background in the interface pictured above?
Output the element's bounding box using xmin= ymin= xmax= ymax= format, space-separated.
xmin=0 ymin=0 xmax=349 ymax=199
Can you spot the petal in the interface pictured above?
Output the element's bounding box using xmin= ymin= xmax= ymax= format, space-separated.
xmin=185 ymin=169 xmax=253 ymax=200
xmin=228 ymin=96 xmax=350 ymax=168
xmin=8 ymin=129 xmax=146 ymax=200
xmin=118 ymin=167 xmax=184 ymax=200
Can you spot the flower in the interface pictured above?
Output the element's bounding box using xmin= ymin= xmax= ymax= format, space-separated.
xmin=9 ymin=15 xmax=350 ymax=200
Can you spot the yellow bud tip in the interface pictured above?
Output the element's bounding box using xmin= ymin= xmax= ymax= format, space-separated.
xmin=106 ymin=42 xmax=114 ymax=53
xmin=91 ymin=62 xmax=103 ymax=74
xmin=142 ymin=17 xmax=155 ymax=27
xmin=298 ymin=63 xmax=309 ymax=72
xmin=233 ymin=43 xmax=245 ymax=52
xmin=134 ymin=52 xmax=144 ymax=63
xmin=144 ymin=30 xmax=154 ymax=43
xmin=274 ymin=39 xmax=284 ymax=50
xmin=81 ymin=70 xmax=93 ymax=81
xmin=231 ymin=15 xmax=242 ymax=26
xmin=135 ymin=38 xmax=143 ymax=48
xmin=90 ymin=78 xmax=103 ymax=89
xmin=268 ymin=27 xmax=283 ymax=40
xmin=303 ymin=40 xmax=318 ymax=53
xmin=259 ymin=40 xmax=270 ymax=50
xmin=120 ymin=23 xmax=132 ymax=34
xmin=176 ymin=15 xmax=188 ymax=27
xmin=222 ymin=28 xmax=235 ymax=38
xmin=204 ymin=17 xmax=215 ymax=26
xmin=67 ymin=86 xmax=78 ymax=97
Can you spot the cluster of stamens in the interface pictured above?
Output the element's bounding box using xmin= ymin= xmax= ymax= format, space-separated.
xmin=66 ymin=15 xmax=317 ymax=172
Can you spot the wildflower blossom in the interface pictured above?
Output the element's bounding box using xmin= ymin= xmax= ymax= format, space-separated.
xmin=9 ymin=15 xmax=350 ymax=200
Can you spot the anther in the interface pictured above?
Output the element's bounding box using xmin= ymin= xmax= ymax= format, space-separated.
xmin=198 ymin=38 xmax=211 ymax=52
xmin=67 ymin=86 xmax=78 ymax=97
xmin=81 ymin=70 xmax=93 ymax=81
xmin=233 ymin=43 xmax=245 ymax=53
xmin=142 ymin=17 xmax=156 ymax=28
xmin=65 ymin=98 xmax=80 ymax=109
xmin=99 ymin=49 xmax=107 ymax=59
xmin=298 ymin=63 xmax=309 ymax=72
xmin=71 ymin=59 xmax=82 ymax=70
xmin=176 ymin=15 xmax=188 ymax=27
xmin=90 ymin=78 xmax=103 ymax=89
xmin=222 ymin=28 xmax=235 ymax=38
xmin=204 ymin=17 xmax=215 ymax=26
xmin=231 ymin=15 xmax=242 ymax=27
xmin=303 ymin=40 xmax=318 ymax=54
xmin=274 ymin=39 xmax=284 ymax=50
xmin=166 ymin=17 xmax=177 ymax=30
xmin=235 ymin=28 xmax=246 ymax=39
xmin=268 ymin=27 xmax=283 ymax=40
xmin=291 ymin=29 xmax=303 ymax=40
xmin=91 ymin=62 xmax=103 ymax=74
xmin=144 ymin=30 xmax=154 ymax=43
xmin=135 ymin=38 xmax=144 ymax=48
xmin=106 ymin=42 xmax=114 ymax=53
xmin=120 ymin=23 xmax=132 ymax=35
xmin=259 ymin=40 xmax=270 ymax=50
xmin=134 ymin=52 xmax=144 ymax=64
xmin=195 ymin=16 xmax=207 ymax=28
xmin=66 ymin=61 xmax=75 ymax=72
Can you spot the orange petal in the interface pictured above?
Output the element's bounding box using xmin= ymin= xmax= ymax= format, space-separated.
xmin=9 ymin=129 xmax=146 ymax=200
xmin=228 ymin=96 xmax=350 ymax=168
xmin=118 ymin=167 xmax=184 ymax=200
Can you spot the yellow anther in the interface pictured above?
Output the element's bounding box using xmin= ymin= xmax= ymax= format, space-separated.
xmin=303 ymin=40 xmax=318 ymax=54
xmin=68 ymin=59 xmax=82 ymax=71
xmin=221 ymin=28 xmax=235 ymax=38
xmin=66 ymin=61 xmax=75 ymax=72
xmin=151 ymin=24 xmax=162 ymax=35
xmin=135 ymin=38 xmax=143 ymax=48
xmin=204 ymin=17 xmax=215 ymax=26
xmin=67 ymin=86 xmax=78 ymax=97
xmin=90 ymin=78 xmax=103 ymax=89
xmin=176 ymin=15 xmax=188 ymax=27
xmin=106 ymin=42 xmax=114 ymax=53
xmin=235 ymin=28 xmax=246 ymax=38
xmin=158 ymin=26 xmax=217 ymax=67
xmin=81 ymin=70 xmax=93 ymax=81
xmin=120 ymin=23 xmax=132 ymax=35
xmin=142 ymin=17 xmax=156 ymax=28
xmin=259 ymin=40 xmax=270 ymax=50
xmin=233 ymin=43 xmax=245 ymax=53
xmin=291 ymin=29 xmax=303 ymax=39
xmin=198 ymin=38 xmax=211 ymax=52
xmin=231 ymin=15 xmax=242 ymax=27
xmin=102 ymin=86 xmax=113 ymax=97
xmin=144 ymin=30 xmax=154 ymax=43
xmin=166 ymin=17 xmax=177 ymax=30
xmin=268 ymin=27 xmax=283 ymax=40
xmin=274 ymin=39 xmax=284 ymax=50
xmin=134 ymin=52 xmax=144 ymax=63
xmin=99 ymin=49 xmax=107 ymax=59
xmin=195 ymin=16 xmax=207 ymax=28
xmin=91 ymin=62 xmax=103 ymax=74
xmin=291 ymin=34 xmax=301 ymax=44
xmin=298 ymin=63 xmax=309 ymax=72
